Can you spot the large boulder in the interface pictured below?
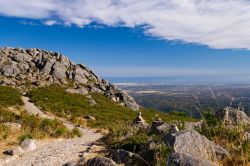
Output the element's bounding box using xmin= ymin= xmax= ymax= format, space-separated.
xmin=1 ymin=64 xmax=20 ymax=77
xmin=215 ymin=107 xmax=250 ymax=126
xmin=87 ymin=157 xmax=117 ymax=166
xmin=51 ymin=61 xmax=67 ymax=80
xmin=164 ymin=129 xmax=230 ymax=164
xmin=167 ymin=153 xmax=217 ymax=166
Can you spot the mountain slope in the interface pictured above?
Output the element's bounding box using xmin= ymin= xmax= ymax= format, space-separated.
xmin=0 ymin=47 xmax=139 ymax=111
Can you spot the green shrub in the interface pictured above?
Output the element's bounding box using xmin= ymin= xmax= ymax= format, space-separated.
xmin=54 ymin=126 xmax=69 ymax=137
xmin=111 ymin=131 xmax=150 ymax=153
xmin=201 ymin=111 xmax=218 ymax=127
xmin=19 ymin=133 xmax=33 ymax=142
xmin=71 ymin=127 xmax=82 ymax=137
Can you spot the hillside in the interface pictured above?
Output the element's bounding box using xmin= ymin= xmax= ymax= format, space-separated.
xmin=0 ymin=47 xmax=139 ymax=111
xmin=0 ymin=47 xmax=195 ymax=166
xmin=1 ymin=48 xmax=250 ymax=166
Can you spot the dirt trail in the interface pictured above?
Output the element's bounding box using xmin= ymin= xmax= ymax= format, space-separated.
xmin=2 ymin=97 xmax=103 ymax=166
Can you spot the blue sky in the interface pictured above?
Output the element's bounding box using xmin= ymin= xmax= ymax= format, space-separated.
xmin=1 ymin=0 xmax=250 ymax=83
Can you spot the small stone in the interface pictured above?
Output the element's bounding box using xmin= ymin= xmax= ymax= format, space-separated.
xmin=170 ymin=124 xmax=179 ymax=133
xmin=20 ymin=139 xmax=37 ymax=152
xmin=3 ymin=150 xmax=14 ymax=156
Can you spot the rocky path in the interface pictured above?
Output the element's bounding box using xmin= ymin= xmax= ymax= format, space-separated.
xmin=3 ymin=97 xmax=103 ymax=166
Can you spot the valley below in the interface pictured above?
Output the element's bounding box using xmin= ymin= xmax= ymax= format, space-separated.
xmin=117 ymin=83 xmax=250 ymax=118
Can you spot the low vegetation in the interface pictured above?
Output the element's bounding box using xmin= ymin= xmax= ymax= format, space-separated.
xmin=0 ymin=86 xmax=23 ymax=108
xmin=26 ymin=85 xmax=197 ymax=165
xmin=198 ymin=111 xmax=250 ymax=165
xmin=0 ymin=86 xmax=81 ymax=154
xmin=28 ymin=85 xmax=195 ymax=130
xmin=105 ymin=123 xmax=171 ymax=166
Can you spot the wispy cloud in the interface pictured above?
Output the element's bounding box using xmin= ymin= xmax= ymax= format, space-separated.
xmin=1 ymin=0 xmax=250 ymax=49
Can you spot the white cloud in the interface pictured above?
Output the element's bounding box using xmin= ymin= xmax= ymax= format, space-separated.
xmin=1 ymin=0 xmax=250 ymax=49
xmin=44 ymin=20 xmax=58 ymax=26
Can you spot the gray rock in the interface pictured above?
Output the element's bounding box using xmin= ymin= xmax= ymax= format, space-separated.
xmin=74 ymin=74 xmax=88 ymax=84
xmin=120 ymin=92 xmax=139 ymax=111
xmin=3 ymin=122 xmax=22 ymax=131
xmin=87 ymin=157 xmax=117 ymax=166
xmin=20 ymin=138 xmax=37 ymax=152
xmin=132 ymin=112 xmax=149 ymax=129
xmin=110 ymin=149 xmax=147 ymax=166
xmin=17 ymin=62 xmax=30 ymax=72
xmin=3 ymin=150 xmax=14 ymax=156
xmin=133 ymin=112 xmax=146 ymax=124
xmin=41 ymin=59 xmax=56 ymax=75
xmin=1 ymin=64 xmax=20 ymax=77
xmin=3 ymin=147 xmax=24 ymax=157
xmin=215 ymin=107 xmax=250 ymax=126
xmin=151 ymin=120 xmax=171 ymax=135
xmin=167 ymin=153 xmax=217 ymax=166
xmin=184 ymin=121 xmax=203 ymax=130
xmin=89 ymin=99 xmax=97 ymax=106
xmin=51 ymin=61 xmax=67 ymax=80
xmin=12 ymin=53 xmax=31 ymax=62
xmin=164 ymin=129 xmax=230 ymax=163
xmin=66 ymin=88 xmax=89 ymax=95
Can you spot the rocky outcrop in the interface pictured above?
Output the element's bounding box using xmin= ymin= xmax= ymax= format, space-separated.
xmin=215 ymin=107 xmax=250 ymax=127
xmin=164 ymin=129 xmax=230 ymax=165
xmin=0 ymin=47 xmax=139 ymax=110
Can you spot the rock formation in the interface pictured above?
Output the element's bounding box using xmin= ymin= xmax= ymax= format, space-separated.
xmin=164 ymin=129 xmax=230 ymax=165
xmin=0 ymin=47 xmax=139 ymax=111
xmin=215 ymin=107 xmax=250 ymax=127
